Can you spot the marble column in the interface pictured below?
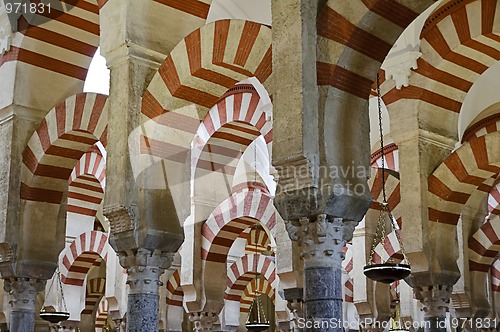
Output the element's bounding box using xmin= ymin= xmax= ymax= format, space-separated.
xmin=415 ymin=285 xmax=452 ymax=332
xmin=4 ymin=277 xmax=45 ymax=332
xmin=189 ymin=312 xmax=218 ymax=332
xmin=121 ymin=248 xmax=173 ymax=332
xmin=286 ymin=215 xmax=357 ymax=332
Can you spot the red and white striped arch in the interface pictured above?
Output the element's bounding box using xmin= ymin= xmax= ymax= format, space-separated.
xmin=468 ymin=216 xmax=500 ymax=272
xmin=224 ymin=254 xmax=278 ymax=312
xmin=491 ymin=259 xmax=500 ymax=292
xmin=95 ymin=297 xmax=109 ymax=330
xmin=487 ymin=181 xmax=500 ymax=218
xmin=462 ymin=113 xmax=500 ymax=143
xmin=60 ymin=231 xmax=111 ymax=286
xmin=343 ymin=244 xmax=354 ymax=303
xmin=369 ymin=167 xmax=402 ymax=227
xmin=344 ymin=279 xmax=354 ymax=303
xmin=370 ymin=144 xmax=399 ymax=172
xmin=372 ymin=230 xmax=404 ymax=264
xmin=244 ymin=227 xmax=272 ymax=255
xmin=201 ymin=189 xmax=276 ymax=262
xmin=166 ymin=268 xmax=184 ymax=307
xmin=191 ymin=86 xmax=272 ymax=178
xmin=0 ymin=1 xmax=100 ymax=81
xmin=137 ymin=19 xmax=272 ymax=177
xmin=21 ymin=93 xmax=108 ymax=204
xmin=67 ymin=149 xmax=106 ymax=218
xmin=82 ymin=277 xmax=105 ymax=316
xmin=382 ymin=0 xmax=500 ymax=136
xmin=239 ymin=277 xmax=275 ymax=313
xmin=225 ymin=254 xmax=276 ymax=302
xmin=428 ymin=133 xmax=500 ymax=226
xmin=317 ymin=0 xmax=429 ymax=99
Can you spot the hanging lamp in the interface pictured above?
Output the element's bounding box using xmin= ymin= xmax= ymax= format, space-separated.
xmin=40 ymin=268 xmax=70 ymax=324
xmin=245 ymin=275 xmax=270 ymax=332
xmin=363 ymin=74 xmax=411 ymax=284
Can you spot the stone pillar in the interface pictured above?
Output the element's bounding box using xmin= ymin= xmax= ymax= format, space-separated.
xmin=415 ymin=285 xmax=452 ymax=332
xmin=4 ymin=277 xmax=45 ymax=332
xmin=121 ymin=249 xmax=173 ymax=332
xmin=189 ymin=312 xmax=218 ymax=332
xmin=286 ymin=215 xmax=356 ymax=331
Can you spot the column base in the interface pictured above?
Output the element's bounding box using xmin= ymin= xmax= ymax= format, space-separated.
xmin=10 ymin=310 xmax=35 ymax=332
xmin=126 ymin=293 xmax=159 ymax=332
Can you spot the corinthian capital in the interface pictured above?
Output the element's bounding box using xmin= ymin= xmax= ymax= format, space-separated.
xmin=285 ymin=214 xmax=357 ymax=264
xmin=121 ymin=248 xmax=173 ymax=294
xmin=414 ymin=285 xmax=452 ymax=318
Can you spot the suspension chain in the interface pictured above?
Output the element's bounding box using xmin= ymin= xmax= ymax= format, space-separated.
xmin=57 ymin=269 xmax=69 ymax=312
xmin=367 ymin=74 xmax=410 ymax=266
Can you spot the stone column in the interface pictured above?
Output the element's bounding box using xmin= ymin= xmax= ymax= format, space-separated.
xmin=415 ymin=285 xmax=452 ymax=332
xmin=286 ymin=215 xmax=356 ymax=331
xmin=120 ymin=248 xmax=173 ymax=332
xmin=4 ymin=277 xmax=45 ymax=332
xmin=189 ymin=312 xmax=218 ymax=332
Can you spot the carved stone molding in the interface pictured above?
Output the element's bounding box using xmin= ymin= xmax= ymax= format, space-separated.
xmin=103 ymin=204 xmax=138 ymax=234
xmin=382 ymin=49 xmax=422 ymax=90
xmin=0 ymin=242 xmax=15 ymax=263
xmin=414 ymin=285 xmax=453 ymax=317
xmin=189 ymin=312 xmax=218 ymax=332
xmin=285 ymin=214 xmax=357 ymax=265
xmin=4 ymin=277 xmax=45 ymax=311
xmin=121 ymin=248 xmax=173 ymax=294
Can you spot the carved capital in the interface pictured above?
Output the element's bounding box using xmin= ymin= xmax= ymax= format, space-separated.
xmin=189 ymin=312 xmax=218 ymax=332
xmin=121 ymin=248 xmax=173 ymax=294
xmin=414 ymin=285 xmax=452 ymax=318
xmin=4 ymin=277 xmax=45 ymax=311
xmin=285 ymin=214 xmax=357 ymax=265
xmin=381 ymin=50 xmax=421 ymax=89
xmin=103 ymin=204 xmax=138 ymax=234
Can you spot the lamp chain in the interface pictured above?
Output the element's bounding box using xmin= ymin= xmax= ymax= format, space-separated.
xmin=42 ymin=268 xmax=69 ymax=312
xmin=367 ymin=74 xmax=409 ymax=266
xmin=377 ymin=74 xmax=388 ymax=204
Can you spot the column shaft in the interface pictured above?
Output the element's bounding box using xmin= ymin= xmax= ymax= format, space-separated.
xmin=304 ymin=266 xmax=342 ymax=330
xmin=127 ymin=293 xmax=159 ymax=331
xmin=286 ymin=215 xmax=356 ymax=332
xmin=5 ymin=278 xmax=45 ymax=332
xmin=10 ymin=310 xmax=35 ymax=331
xmin=120 ymin=249 xmax=173 ymax=332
